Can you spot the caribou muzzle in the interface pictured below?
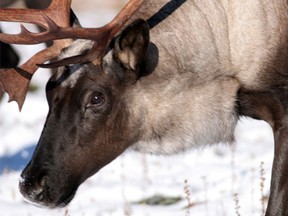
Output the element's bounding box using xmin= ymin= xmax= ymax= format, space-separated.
xmin=19 ymin=163 xmax=78 ymax=207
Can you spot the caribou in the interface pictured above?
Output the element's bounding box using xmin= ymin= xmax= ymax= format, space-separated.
xmin=0 ymin=0 xmax=288 ymax=215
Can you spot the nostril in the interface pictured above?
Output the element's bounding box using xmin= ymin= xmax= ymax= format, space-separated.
xmin=19 ymin=175 xmax=47 ymax=202
xmin=30 ymin=185 xmax=44 ymax=201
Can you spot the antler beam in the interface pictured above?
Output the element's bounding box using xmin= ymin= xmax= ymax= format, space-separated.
xmin=0 ymin=0 xmax=145 ymax=110
xmin=1 ymin=0 xmax=144 ymax=44
xmin=0 ymin=0 xmax=72 ymax=110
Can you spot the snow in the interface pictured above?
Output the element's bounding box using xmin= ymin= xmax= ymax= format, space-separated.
xmin=0 ymin=1 xmax=275 ymax=215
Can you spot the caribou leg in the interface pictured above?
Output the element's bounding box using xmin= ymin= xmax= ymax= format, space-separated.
xmin=238 ymin=87 xmax=288 ymax=216
xmin=266 ymin=122 xmax=288 ymax=216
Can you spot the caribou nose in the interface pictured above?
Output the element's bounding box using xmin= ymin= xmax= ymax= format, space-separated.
xmin=19 ymin=174 xmax=47 ymax=203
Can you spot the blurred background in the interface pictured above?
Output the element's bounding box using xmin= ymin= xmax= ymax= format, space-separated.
xmin=0 ymin=1 xmax=274 ymax=215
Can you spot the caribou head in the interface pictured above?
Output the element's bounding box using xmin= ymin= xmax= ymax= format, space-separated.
xmin=0 ymin=0 xmax=152 ymax=207
xmin=22 ymin=18 xmax=153 ymax=206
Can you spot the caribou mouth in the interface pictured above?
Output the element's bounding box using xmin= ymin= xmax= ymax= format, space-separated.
xmin=21 ymin=189 xmax=77 ymax=208
xmin=19 ymin=176 xmax=78 ymax=208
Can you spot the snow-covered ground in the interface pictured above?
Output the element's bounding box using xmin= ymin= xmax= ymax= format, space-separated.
xmin=0 ymin=1 xmax=275 ymax=215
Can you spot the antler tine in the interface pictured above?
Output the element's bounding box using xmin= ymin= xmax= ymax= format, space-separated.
xmin=0 ymin=9 xmax=50 ymax=29
xmin=0 ymin=0 xmax=71 ymax=43
xmin=43 ymin=0 xmax=146 ymax=67
xmin=0 ymin=0 xmax=71 ymax=27
xmin=0 ymin=0 xmax=144 ymax=109
xmin=0 ymin=0 xmax=143 ymax=45
xmin=0 ymin=43 xmax=64 ymax=110
xmin=106 ymin=0 xmax=146 ymax=37
xmin=0 ymin=0 xmax=72 ymax=110
xmin=88 ymin=0 xmax=146 ymax=64
xmin=2 ymin=0 xmax=145 ymax=67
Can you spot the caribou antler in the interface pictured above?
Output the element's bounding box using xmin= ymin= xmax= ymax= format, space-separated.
xmin=0 ymin=0 xmax=72 ymax=110
xmin=0 ymin=0 xmax=145 ymax=110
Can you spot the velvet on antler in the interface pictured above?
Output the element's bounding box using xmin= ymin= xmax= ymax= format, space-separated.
xmin=0 ymin=0 xmax=145 ymax=110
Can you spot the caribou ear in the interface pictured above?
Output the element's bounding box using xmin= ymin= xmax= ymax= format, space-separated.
xmin=114 ymin=19 xmax=150 ymax=71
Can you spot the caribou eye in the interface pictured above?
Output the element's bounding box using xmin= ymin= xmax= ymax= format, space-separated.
xmin=90 ymin=92 xmax=105 ymax=106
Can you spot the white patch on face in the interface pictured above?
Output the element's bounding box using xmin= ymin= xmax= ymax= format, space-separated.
xmin=54 ymin=40 xmax=94 ymax=88
xmin=61 ymin=40 xmax=94 ymax=59
xmin=60 ymin=67 xmax=85 ymax=88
